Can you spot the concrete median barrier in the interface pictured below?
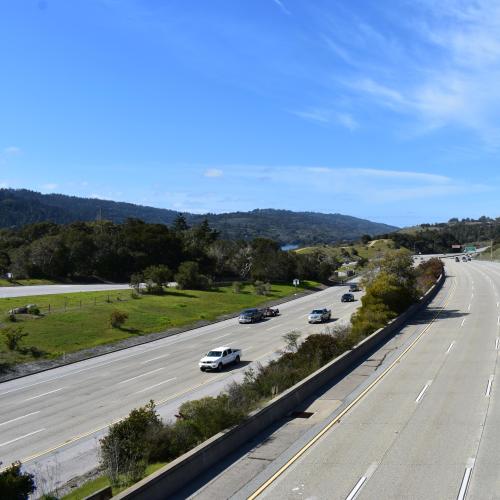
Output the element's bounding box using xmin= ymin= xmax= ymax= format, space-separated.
xmin=114 ymin=273 xmax=445 ymax=500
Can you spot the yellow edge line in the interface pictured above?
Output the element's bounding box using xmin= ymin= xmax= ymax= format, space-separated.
xmin=6 ymin=349 xmax=276 ymax=469
xmin=248 ymin=275 xmax=455 ymax=500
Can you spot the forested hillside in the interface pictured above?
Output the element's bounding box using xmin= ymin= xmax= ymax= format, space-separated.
xmin=0 ymin=189 xmax=397 ymax=245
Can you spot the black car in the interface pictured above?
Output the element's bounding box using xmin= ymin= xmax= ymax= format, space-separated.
xmin=341 ymin=293 xmax=355 ymax=302
xmin=262 ymin=307 xmax=279 ymax=317
xmin=238 ymin=308 xmax=264 ymax=324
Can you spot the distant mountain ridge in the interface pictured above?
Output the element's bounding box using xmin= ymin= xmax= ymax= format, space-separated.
xmin=0 ymin=189 xmax=398 ymax=245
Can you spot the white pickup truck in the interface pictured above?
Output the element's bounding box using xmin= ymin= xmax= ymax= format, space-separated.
xmin=199 ymin=346 xmax=242 ymax=372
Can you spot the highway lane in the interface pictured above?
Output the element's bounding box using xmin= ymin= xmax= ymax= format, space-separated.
xmin=0 ymin=283 xmax=131 ymax=299
xmin=0 ymin=283 xmax=361 ymax=489
xmin=244 ymin=259 xmax=500 ymax=499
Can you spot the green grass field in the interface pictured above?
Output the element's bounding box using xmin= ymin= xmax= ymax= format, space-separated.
xmin=0 ymin=281 xmax=319 ymax=367
xmin=296 ymin=239 xmax=397 ymax=261
xmin=62 ymin=462 xmax=167 ymax=499
xmin=0 ymin=278 xmax=57 ymax=287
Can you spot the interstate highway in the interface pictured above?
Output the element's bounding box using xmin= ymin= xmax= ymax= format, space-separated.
xmin=236 ymin=259 xmax=500 ymax=500
xmin=0 ymin=283 xmax=361 ymax=488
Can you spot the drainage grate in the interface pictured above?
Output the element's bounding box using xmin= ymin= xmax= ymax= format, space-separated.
xmin=290 ymin=411 xmax=314 ymax=419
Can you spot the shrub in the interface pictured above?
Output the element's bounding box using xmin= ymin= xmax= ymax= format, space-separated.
xmin=282 ymin=330 xmax=301 ymax=353
xmin=3 ymin=326 xmax=28 ymax=351
xmin=100 ymin=401 xmax=162 ymax=486
xmin=5 ymin=314 xmax=17 ymax=322
xmin=175 ymin=261 xmax=209 ymax=290
xmin=0 ymin=461 xmax=36 ymax=500
xmin=177 ymin=395 xmax=245 ymax=443
xmin=26 ymin=305 xmax=40 ymax=315
xmin=253 ymin=280 xmax=265 ymax=295
xmin=110 ymin=310 xmax=128 ymax=329
xmin=232 ymin=281 xmax=242 ymax=293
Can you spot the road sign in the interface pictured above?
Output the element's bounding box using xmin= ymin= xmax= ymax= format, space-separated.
xmin=292 ymin=278 xmax=300 ymax=286
xmin=464 ymin=246 xmax=477 ymax=253
xmin=451 ymin=244 xmax=461 ymax=249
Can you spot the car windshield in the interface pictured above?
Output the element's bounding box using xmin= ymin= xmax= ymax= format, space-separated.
xmin=241 ymin=309 xmax=255 ymax=314
xmin=206 ymin=351 xmax=222 ymax=357
xmin=311 ymin=309 xmax=324 ymax=314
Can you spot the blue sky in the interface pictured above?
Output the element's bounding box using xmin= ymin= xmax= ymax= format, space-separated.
xmin=1 ymin=0 xmax=500 ymax=226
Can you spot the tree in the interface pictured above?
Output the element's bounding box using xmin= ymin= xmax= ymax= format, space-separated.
xmin=143 ymin=265 xmax=172 ymax=293
xmin=172 ymin=214 xmax=189 ymax=232
xmin=0 ymin=462 xmax=36 ymax=500
xmin=129 ymin=272 xmax=144 ymax=293
xmin=0 ymin=251 xmax=10 ymax=275
xmin=175 ymin=261 xmax=209 ymax=290
xmin=360 ymin=234 xmax=372 ymax=244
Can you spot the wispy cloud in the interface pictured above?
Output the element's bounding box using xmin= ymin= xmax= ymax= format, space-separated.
xmin=3 ymin=146 xmax=21 ymax=155
xmin=204 ymin=168 xmax=223 ymax=177
xmin=315 ymin=1 xmax=500 ymax=147
xmin=272 ymin=0 xmax=291 ymax=16
xmin=292 ymin=108 xmax=359 ymax=130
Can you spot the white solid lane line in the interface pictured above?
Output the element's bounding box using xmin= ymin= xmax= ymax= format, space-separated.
xmin=446 ymin=341 xmax=455 ymax=354
xmin=460 ymin=318 xmax=466 ymax=327
xmin=457 ymin=458 xmax=475 ymax=500
xmin=415 ymin=381 xmax=432 ymax=403
xmin=266 ymin=324 xmax=284 ymax=331
xmin=214 ymin=333 xmax=231 ymax=340
xmin=345 ymin=477 xmax=366 ymax=500
xmin=0 ymin=411 xmax=40 ymax=427
xmin=486 ymin=375 xmax=494 ymax=397
xmin=0 ymin=344 xmax=171 ymax=397
xmin=134 ymin=377 xmax=177 ymax=394
xmin=345 ymin=462 xmax=378 ymax=500
xmin=468 ymin=304 xmax=471 ymax=311
xmin=24 ymin=388 xmax=65 ymax=402
xmin=140 ymin=353 xmax=170 ymax=364
xmin=496 ymin=338 xmax=500 ymax=351
xmin=118 ymin=368 xmax=165 ymax=385
xmin=0 ymin=428 xmax=46 ymax=448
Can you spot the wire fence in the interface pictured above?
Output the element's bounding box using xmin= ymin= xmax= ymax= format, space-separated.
xmin=4 ymin=291 xmax=135 ymax=317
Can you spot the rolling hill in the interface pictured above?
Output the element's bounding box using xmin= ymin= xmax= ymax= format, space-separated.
xmin=0 ymin=189 xmax=398 ymax=245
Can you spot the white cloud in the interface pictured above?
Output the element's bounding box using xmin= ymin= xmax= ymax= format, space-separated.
xmin=230 ymin=164 xmax=488 ymax=202
xmin=0 ymin=181 xmax=8 ymax=188
xmin=204 ymin=168 xmax=223 ymax=178
xmin=3 ymin=146 xmax=21 ymax=155
xmin=40 ymin=183 xmax=58 ymax=192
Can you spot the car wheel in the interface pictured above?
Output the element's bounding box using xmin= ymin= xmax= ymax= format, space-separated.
xmin=235 ymin=355 xmax=240 ymax=365
xmin=217 ymin=363 xmax=223 ymax=371
xmin=200 ymin=368 xmax=205 ymax=372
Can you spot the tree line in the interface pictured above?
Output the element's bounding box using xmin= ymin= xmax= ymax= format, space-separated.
xmin=0 ymin=216 xmax=342 ymax=285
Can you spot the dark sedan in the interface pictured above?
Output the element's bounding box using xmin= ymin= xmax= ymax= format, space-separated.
xmin=341 ymin=293 xmax=355 ymax=302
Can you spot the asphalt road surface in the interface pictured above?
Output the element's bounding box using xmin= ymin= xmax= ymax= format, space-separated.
xmin=239 ymin=259 xmax=500 ymax=500
xmin=0 ymin=283 xmax=361 ymax=490
xmin=0 ymin=283 xmax=131 ymax=299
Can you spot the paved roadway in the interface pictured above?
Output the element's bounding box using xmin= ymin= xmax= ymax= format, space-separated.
xmin=0 ymin=283 xmax=361 ymax=490
xmin=0 ymin=283 xmax=130 ymax=299
xmin=238 ymin=259 xmax=500 ymax=500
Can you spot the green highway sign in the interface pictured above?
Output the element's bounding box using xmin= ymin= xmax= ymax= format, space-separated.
xmin=464 ymin=246 xmax=477 ymax=253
